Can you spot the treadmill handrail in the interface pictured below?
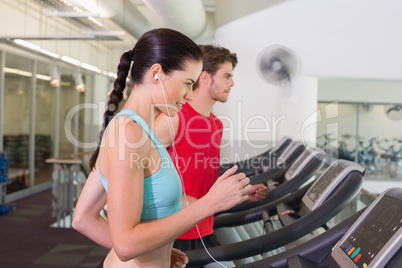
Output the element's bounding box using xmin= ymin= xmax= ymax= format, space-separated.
xmin=219 ymin=144 xmax=308 ymax=214
xmin=186 ymin=171 xmax=363 ymax=266
xmin=214 ymin=182 xmax=313 ymax=229
xmin=239 ymin=208 xmax=366 ymax=268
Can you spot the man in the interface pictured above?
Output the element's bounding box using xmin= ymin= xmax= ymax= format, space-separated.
xmin=155 ymin=45 xmax=268 ymax=252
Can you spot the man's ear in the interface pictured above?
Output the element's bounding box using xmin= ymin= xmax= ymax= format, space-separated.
xmin=199 ymin=71 xmax=210 ymax=84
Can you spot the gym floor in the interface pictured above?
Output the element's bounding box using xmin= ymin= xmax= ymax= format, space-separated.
xmin=0 ymin=188 xmax=108 ymax=268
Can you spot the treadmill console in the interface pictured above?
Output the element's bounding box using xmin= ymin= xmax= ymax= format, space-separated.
xmin=276 ymin=141 xmax=304 ymax=166
xmin=284 ymin=147 xmax=325 ymax=181
xmin=302 ymin=160 xmax=365 ymax=211
xmin=331 ymin=188 xmax=402 ymax=268
xmin=269 ymin=136 xmax=292 ymax=155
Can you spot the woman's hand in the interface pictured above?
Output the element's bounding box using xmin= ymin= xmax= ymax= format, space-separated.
xmin=170 ymin=248 xmax=188 ymax=268
xmin=205 ymin=165 xmax=252 ymax=213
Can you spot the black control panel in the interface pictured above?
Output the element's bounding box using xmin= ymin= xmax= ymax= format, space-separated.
xmin=332 ymin=188 xmax=402 ymax=267
xmin=285 ymin=147 xmax=325 ymax=181
xmin=302 ymin=160 xmax=365 ymax=211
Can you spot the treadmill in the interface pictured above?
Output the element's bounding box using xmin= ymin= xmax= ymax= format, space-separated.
xmin=221 ymin=146 xmax=325 ymax=214
xmin=186 ymin=160 xmax=365 ymax=266
xmin=240 ymin=187 xmax=402 ymax=268
xmin=219 ymin=136 xmax=293 ymax=177
xmin=249 ymin=141 xmax=306 ymax=185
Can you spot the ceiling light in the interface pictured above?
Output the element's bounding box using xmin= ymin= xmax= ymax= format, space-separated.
xmin=4 ymin=67 xmax=32 ymax=77
xmin=4 ymin=67 xmax=28 ymax=76
xmin=73 ymin=68 xmax=85 ymax=92
xmin=14 ymin=39 xmax=40 ymax=51
xmin=107 ymin=72 xmax=117 ymax=78
xmin=46 ymin=11 xmax=100 ymax=17
xmin=81 ymin=62 xmax=101 ymax=73
xmin=82 ymin=30 xmax=125 ymax=40
xmin=68 ymin=0 xmax=104 ymax=15
xmin=61 ymin=56 xmax=81 ymax=66
xmin=13 ymin=39 xmax=60 ymax=59
xmin=18 ymin=80 xmax=24 ymax=96
xmin=40 ymin=49 xmax=60 ymax=58
xmin=88 ymin=17 xmax=104 ymax=27
xmin=49 ymin=65 xmax=61 ymax=87
xmin=4 ymin=67 xmax=51 ymax=81
xmin=36 ymin=74 xmax=51 ymax=81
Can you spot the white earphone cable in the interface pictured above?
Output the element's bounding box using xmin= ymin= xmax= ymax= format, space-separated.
xmin=158 ymin=78 xmax=228 ymax=268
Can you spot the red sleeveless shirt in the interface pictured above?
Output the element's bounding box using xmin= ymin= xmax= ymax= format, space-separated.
xmin=168 ymin=103 xmax=223 ymax=239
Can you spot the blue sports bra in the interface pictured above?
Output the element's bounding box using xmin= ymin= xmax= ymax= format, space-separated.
xmin=98 ymin=109 xmax=183 ymax=221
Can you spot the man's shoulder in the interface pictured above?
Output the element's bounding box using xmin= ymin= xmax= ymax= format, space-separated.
xmin=210 ymin=112 xmax=223 ymax=122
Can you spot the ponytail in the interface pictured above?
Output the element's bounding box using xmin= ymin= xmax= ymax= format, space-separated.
xmin=89 ymin=50 xmax=132 ymax=170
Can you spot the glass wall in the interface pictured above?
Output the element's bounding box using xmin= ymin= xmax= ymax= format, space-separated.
xmin=3 ymin=54 xmax=32 ymax=193
xmin=317 ymin=102 xmax=402 ymax=180
xmin=34 ymin=61 xmax=56 ymax=187
xmin=1 ymin=51 xmax=90 ymax=195
xmin=59 ymin=68 xmax=80 ymax=157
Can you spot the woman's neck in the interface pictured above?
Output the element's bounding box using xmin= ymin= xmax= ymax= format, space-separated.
xmin=121 ymin=85 xmax=156 ymax=126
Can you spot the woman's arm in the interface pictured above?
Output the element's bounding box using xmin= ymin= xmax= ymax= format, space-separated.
xmin=73 ymin=169 xmax=191 ymax=267
xmin=109 ymin=161 xmax=249 ymax=261
xmin=72 ymin=169 xmax=112 ymax=248
xmin=103 ymin=118 xmax=252 ymax=261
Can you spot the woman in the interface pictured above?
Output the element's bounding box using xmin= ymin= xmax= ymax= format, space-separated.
xmin=73 ymin=28 xmax=251 ymax=267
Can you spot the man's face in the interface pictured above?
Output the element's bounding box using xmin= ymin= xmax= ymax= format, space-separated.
xmin=208 ymin=61 xmax=235 ymax=103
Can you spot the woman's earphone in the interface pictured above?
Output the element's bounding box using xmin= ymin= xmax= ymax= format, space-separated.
xmin=154 ymin=74 xmax=159 ymax=81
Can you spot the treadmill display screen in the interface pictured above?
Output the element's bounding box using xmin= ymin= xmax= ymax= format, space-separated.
xmin=286 ymin=151 xmax=310 ymax=180
xmin=339 ymin=195 xmax=402 ymax=267
xmin=305 ymin=164 xmax=344 ymax=204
